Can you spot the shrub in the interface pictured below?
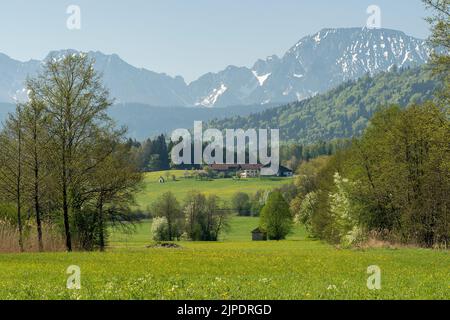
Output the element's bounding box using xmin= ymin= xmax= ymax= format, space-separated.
xmin=292 ymin=191 xmax=318 ymax=234
xmin=183 ymin=191 xmax=230 ymax=241
xmin=232 ymin=192 xmax=251 ymax=216
xmin=328 ymin=172 xmax=361 ymax=245
xmin=260 ymin=191 xmax=293 ymax=240
xmin=151 ymin=217 xmax=170 ymax=241
xmin=250 ymin=190 xmax=269 ymax=217
xmin=152 ymin=192 xmax=183 ymax=241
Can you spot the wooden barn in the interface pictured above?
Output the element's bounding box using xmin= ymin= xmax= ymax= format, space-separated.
xmin=251 ymin=227 xmax=267 ymax=241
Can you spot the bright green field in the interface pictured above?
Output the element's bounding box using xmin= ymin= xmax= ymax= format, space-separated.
xmin=0 ymin=174 xmax=448 ymax=300
xmin=109 ymin=216 xmax=306 ymax=246
xmin=0 ymin=216 xmax=448 ymax=300
xmin=135 ymin=170 xmax=293 ymax=210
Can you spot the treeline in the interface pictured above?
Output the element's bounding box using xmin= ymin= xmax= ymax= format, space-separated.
xmin=231 ymin=182 xmax=297 ymax=217
xmin=152 ymin=189 xmax=297 ymax=242
xmin=280 ymin=139 xmax=351 ymax=171
xmin=289 ymin=0 xmax=449 ymax=248
xmin=127 ymin=135 xmax=170 ymax=171
xmin=290 ymin=102 xmax=449 ymax=248
xmin=0 ymin=54 xmax=142 ymax=252
xmin=127 ymin=134 xmax=349 ymax=172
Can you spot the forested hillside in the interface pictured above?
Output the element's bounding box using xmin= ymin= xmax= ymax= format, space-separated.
xmin=209 ymin=66 xmax=441 ymax=144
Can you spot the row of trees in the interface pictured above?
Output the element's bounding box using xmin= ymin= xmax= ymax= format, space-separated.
xmin=231 ymin=184 xmax=297 ymax=218
xmin=290 ymin=102 xmax=450 ymax=247
xmin=280 ymin=139 xmax=352 ymax=171
xmin=126 ymin=135 xmax=349 ymax=174
xmin=151 ymin=189 xmax=295 ymax=242
xmin=151 ymin=191 xmax=230 ymax=241
xmin=0 ymin=54 xmax=142 ymax=252
xmin=128 ymin=135 xmax=170 ymax=172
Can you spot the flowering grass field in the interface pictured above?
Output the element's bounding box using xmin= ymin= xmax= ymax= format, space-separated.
xmin=0 ymin=216 xmax=448 ymax=300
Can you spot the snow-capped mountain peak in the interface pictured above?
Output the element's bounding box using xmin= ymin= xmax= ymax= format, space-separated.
xmin=187 ymin=28 xmax=429 ymax=107
xmin=0 ymin=28 xmax=430 ymax=107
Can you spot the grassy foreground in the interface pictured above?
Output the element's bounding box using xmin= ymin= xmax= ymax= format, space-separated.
xmin=0 ymin=216 xmax=448 ymax=300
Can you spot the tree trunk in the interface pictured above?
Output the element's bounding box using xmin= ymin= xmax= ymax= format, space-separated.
xmin=17 ymin=113 xmax=24 ymax=252
xmin=98 ymin=196 xmax=105 ymax=251
xmin=17 ymin=191 xmax=23 ymax=252
xmin=34 ymin=175 xmax=43 ymax=251
xmin=166 ymin=200 xmax=173 ymax=241
xmin=62 ymin=199 xmax=71 ymax=251
xmin=62 ymin=151 xmax=72 ymax=251
xmin=33 ymin=116 xmax=43 ymax=252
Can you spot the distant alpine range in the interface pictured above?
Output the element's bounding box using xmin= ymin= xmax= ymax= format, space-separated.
xmin=0 ymin=27 xmax=430 ymax=108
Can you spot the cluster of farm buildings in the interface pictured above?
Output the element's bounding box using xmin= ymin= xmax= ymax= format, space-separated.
xmin=208 ymin=164 xmax=293 ymax=178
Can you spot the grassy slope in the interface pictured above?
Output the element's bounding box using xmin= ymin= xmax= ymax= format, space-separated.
xmin=135 ymin=170 xmax=293 ymax=210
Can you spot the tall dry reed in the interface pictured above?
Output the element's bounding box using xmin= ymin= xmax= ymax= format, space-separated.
xmin=0 ymin=220 xmax=66 ymax=253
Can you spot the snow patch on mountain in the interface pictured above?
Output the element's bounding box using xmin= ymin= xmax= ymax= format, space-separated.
xmin=252 ymin=71 xmax=271 ymax=86
xmin=196 ymin=84 xmax=228 ymax=107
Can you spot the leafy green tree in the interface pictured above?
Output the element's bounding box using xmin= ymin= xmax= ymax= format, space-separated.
xmin=151 ymin=217 xmax=170 ymax=241
xmin=291 ymin=191 xmax=318 ymax=234
xmin=20 ymin=97 xmax=51 ymax=251
xmin=183 ymin=191 xmax=207 ymax=241
xmin=422 ymin=0 xmax=449 ymax=104
xmin=345 ymin=103 xmax=450 ymax=246
xmin=294 ymin=156 xmax=330 ymax=195
xmin=0 ymin=107 xmax=25 ymax=251
xmin=87 ymin=140 xmax=143 ymax=250
xmin=28 ymin=53 xmax=115 ymax=251
xmin=250 ymin=190 xmax=269 ymax=217
xmin=152 ymin=192 xmax=183 ymax=241
xmin=203 ymin=195 xmax=229 ymax=241
xmin=423 ymin=0 xmax=449 ymax=66
xmin=183 ymin=191 xmax=229 ymax=241
xmin=260 ymin=191 xmax=293 ymax=240
xmin=328 ymin=173 xmax=363 ymax=247
xmin=231 ymin=192 xmax=251 ymax=216
xmin=292 ymin=149 xmax=352 ymax=243
xmin=136 ymin=134 xmax=170 ymax=172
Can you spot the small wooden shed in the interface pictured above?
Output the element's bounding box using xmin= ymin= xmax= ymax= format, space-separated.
xmin=251 ymin=227 xmax=267 ymax=241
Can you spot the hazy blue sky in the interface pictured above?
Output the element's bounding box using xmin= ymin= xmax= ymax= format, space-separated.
xmin=0 ymin=0 xmax=431 ymax=82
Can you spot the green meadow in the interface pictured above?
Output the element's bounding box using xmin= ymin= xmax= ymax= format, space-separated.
xmin=1 ymin=216 xmax=448 ymax=300
xmin=134 ymin=170 xmax=293 ymax=210
xmin=109 ymin=216 xmax=306 ymax=246
xmin=0 ymin=172 xmax=448 ymax=300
